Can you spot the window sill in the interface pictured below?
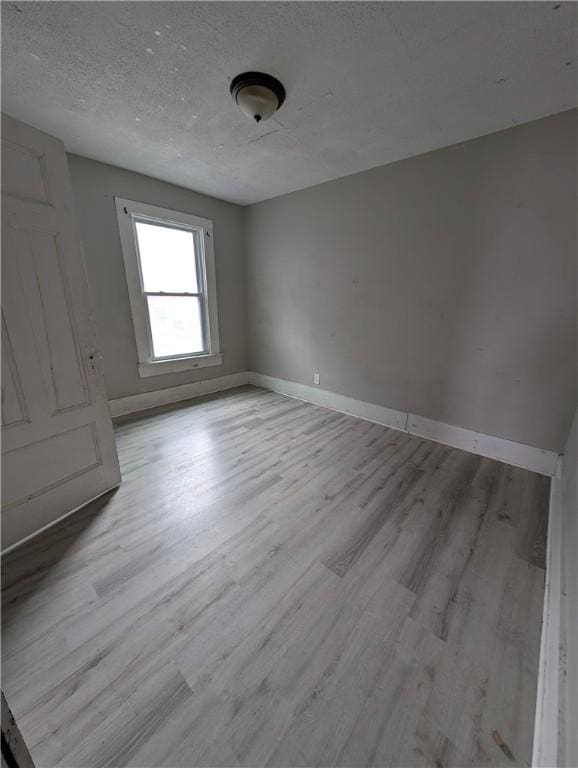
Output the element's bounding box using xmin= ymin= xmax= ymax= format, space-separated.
xmin=138 ymin=353 xmax=223 ymax=378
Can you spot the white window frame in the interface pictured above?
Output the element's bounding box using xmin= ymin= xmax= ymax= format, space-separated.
xmin=115 ymin=197 xmax=221 ymax=378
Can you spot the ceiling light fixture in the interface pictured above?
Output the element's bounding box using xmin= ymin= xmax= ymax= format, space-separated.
xmin=230 ymin=71 xmax=286 ymax=123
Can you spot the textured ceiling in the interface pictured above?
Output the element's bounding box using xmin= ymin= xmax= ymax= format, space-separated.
xmin=2 ymin=1 xmax=577 ymax=205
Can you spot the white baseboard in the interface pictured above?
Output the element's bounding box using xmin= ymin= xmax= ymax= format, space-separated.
xmin=249 ymin=372 xmax=559 ymax=476
xmin=408 ymin=414 xmax=558 ymax=477
xmin=249 ymin=372 xmax=408 ymax=432
xmin=109 ymin=371 xmax=249 ymax=418
xmin=533 ymin=410 xmax=578 ymax=767
xmin=108 ymin=370 xmax=558 ymax=475
xmin=532 ymin=460 xmax=563 ymax=767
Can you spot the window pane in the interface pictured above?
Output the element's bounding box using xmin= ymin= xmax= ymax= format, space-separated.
xmin=135 ymin=221 xmax=198 ymax=293
xmin=147 ymin=296 xmax=204 ymax=358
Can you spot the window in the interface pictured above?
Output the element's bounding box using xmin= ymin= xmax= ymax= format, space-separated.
xmin=115 ymin=198 xmax=221 ymax=378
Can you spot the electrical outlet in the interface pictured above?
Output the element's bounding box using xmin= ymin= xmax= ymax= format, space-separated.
xmin=313 ymin=373 xmax=320 ymax=385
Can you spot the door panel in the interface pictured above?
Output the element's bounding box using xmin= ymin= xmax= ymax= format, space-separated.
xmin=11 ymin=223 xmax=89 ymax=412
xmin=1 ymin=138 xmax=51 ymax=204
xmin=1 ymin=114 xmax=120 ymax=550
xmin=0 ymin=314 xmax=29 ymax=429
xmin=2 ymin=423 xmax=101 ymax=509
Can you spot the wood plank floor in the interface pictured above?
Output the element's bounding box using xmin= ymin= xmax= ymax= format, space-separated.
xmin=1 ymin=386 xmax=549 ymax=768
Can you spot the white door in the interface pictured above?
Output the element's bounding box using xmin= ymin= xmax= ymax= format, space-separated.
xmin=1 ymin=114 xmax=120 ymax=551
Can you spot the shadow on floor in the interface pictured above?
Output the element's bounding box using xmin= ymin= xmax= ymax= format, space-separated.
xmin=1 ymin=487 xmax=119 ymax=611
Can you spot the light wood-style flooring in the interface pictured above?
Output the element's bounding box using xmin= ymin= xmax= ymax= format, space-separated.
xmin=2 ymin=386 xmax=549 ymax=768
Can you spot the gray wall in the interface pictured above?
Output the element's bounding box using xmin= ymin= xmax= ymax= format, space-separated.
xmin=246 ymin=110 xmax=577 ymax=452
xmin=67 ymin=154 xmax=247 ymax=400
